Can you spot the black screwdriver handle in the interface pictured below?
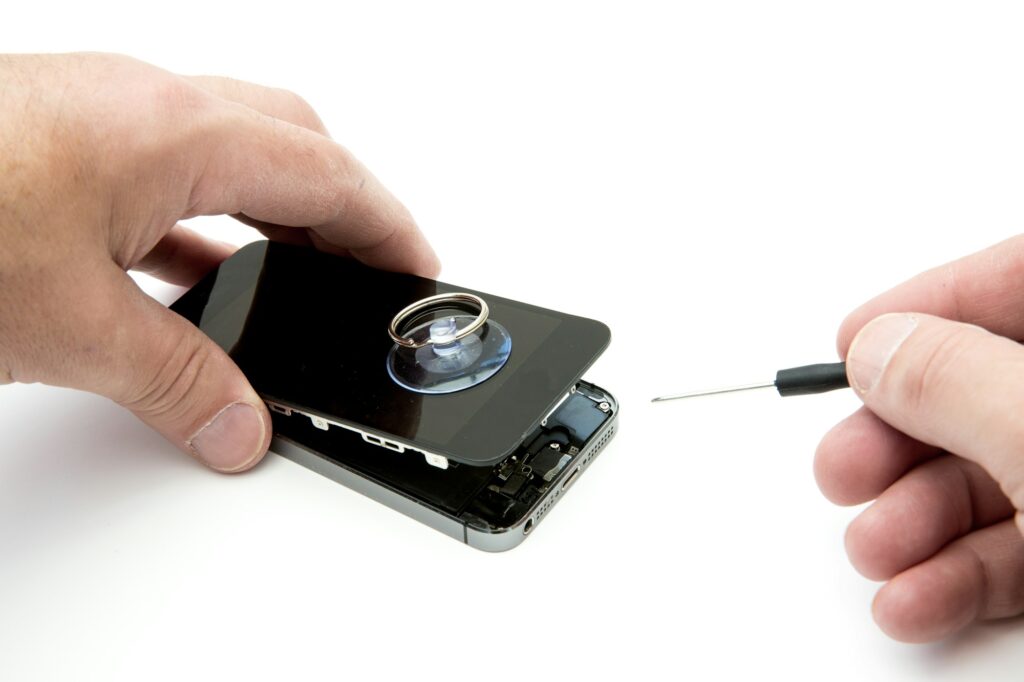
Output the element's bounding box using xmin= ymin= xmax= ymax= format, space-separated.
xmin=775 ymin=362 xmax=849 ymax=397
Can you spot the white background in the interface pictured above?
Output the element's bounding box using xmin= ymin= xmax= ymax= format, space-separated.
xmin=3 ymin=2 xmax=1024 ymax=680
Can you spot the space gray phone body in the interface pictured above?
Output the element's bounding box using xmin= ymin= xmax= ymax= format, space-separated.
xmin=268 ymin=381 xmax=618 ymax=552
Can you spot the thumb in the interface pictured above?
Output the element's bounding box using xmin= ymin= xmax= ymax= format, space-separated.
xmin=846 ymin=312 xmax=1024 ymax=509
xmin=89 ymin=270 xmax=271 ymax=473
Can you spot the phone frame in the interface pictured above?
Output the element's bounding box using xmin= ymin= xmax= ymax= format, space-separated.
xmin=270 ymin=381 xmax=617 ymax=551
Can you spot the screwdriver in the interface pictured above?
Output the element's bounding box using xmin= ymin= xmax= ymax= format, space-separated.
xmin=651 ymin=362 xmax=850 ymax=402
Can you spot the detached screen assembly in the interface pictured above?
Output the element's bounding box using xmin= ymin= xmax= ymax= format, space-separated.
xmin=170 ymin=241 xmax=610 ymax=468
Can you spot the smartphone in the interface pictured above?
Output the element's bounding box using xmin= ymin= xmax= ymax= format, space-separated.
xmin=170 ymin=240 xmax=617 ymax=550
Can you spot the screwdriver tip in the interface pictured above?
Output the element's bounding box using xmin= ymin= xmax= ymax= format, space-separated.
xmin=651 ymin=380 xmax=777 ymax=403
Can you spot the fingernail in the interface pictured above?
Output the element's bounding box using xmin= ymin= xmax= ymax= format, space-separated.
xmin=847 ymin=313 xmax=918 ymax=393
xmin=189 ymin=402 xmax=266 ymax=473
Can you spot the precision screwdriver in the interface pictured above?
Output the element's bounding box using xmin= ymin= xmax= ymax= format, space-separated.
xmin=651 ymin=362 xmax=850 ymax=402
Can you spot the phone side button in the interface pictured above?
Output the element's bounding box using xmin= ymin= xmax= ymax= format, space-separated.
xmin=560 ymin=465 xmax=583 ymax=493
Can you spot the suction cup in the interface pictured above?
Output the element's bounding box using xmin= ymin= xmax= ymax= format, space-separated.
xmin=386 ymin=294 xmax=513 ymax=394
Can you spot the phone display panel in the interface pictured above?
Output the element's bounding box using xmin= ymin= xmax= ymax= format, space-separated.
xmin=170 ymin=241 xmax=610 ymax=465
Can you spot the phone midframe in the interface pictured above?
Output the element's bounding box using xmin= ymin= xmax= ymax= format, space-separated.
xmin=269 ymin=380 xmax=618 ymax=551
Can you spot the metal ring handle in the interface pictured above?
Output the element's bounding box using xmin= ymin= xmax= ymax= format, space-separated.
xmin=388 ymin=292 xmax=490 ymax=350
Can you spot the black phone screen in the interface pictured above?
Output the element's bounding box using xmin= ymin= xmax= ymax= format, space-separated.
xmin=169 ymin=241 xmax=610 ymax=466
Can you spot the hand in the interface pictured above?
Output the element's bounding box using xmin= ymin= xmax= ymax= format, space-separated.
xmin=815 ymin=236 xmax=1024 ymax=642
xmin=0 ymin=53 xmax=439 ymax=473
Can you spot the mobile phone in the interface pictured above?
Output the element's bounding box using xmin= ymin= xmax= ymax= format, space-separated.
xmin=170 ymin=240 xmax=617 ymax=550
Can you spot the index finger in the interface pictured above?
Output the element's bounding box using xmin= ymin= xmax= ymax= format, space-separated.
xmin=838 ymin=235 xmax=1024 ymax=355
xmin=183 ymin=86 xmax=440 ymax=278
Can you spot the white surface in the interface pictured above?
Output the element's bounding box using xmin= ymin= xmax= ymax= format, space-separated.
xmin=3 ymin=3 xmax=1024 ymax=680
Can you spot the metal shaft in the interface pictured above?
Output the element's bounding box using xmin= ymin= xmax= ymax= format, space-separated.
xmin=651 ymin=380 xmax=775 ymax=402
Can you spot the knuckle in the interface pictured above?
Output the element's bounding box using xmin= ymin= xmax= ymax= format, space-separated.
xmin=151 ymin=76 xmax=217 ymax=122
xmin=937 ymin=459 xmax=976 ymax=536
xmin=898 ymin=326 xmax=975 ymax=414
xmin=843 ymin=510 xmax=891 ymax=580
xmin=121 ymin=77 xmax=222 ymax=161
xmin=83 ymin=68 xmax=219 ymax=185
xmin=118 ymin=334 xmax=212 ymax=427
xmin=85 ymin=59 xmax=216 ymax=136
xmin=319 ymin=148 xmax=361 ymax=217
xmin=812 ymin=436 xmax=859 ymax=506
xmin=277 ymin=88 xmax=327 ymax=134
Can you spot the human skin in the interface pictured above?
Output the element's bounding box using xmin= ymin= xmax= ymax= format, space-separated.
xmin=0 ymin=53 xmax=439 ymax=473
xmin=817 ymin=235 xmax=1024 ymax=642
